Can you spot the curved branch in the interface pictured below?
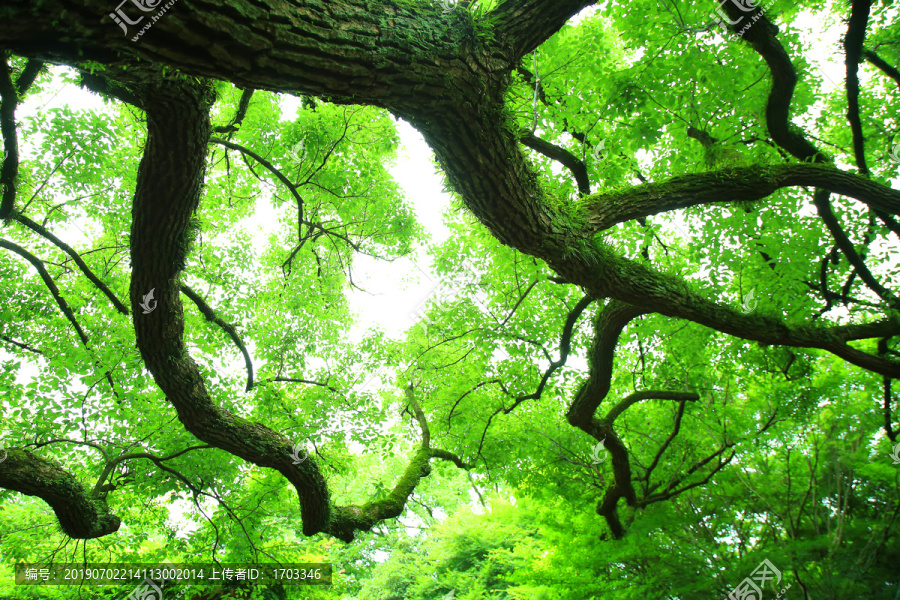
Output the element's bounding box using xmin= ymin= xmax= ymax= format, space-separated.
xmin=0 ymin=448 xmax=120 ymax=539
xmin=92 ymin=444 xmax=214 ymax=498
xmin=567 ymin=300 xmax=648 ymax=434
xmin=605 ymin=390 xmax=699 ymax=424
xmin=180 ymin=284 xmax=255 ymax=392
xmin=813 ymin=189 xmax=895 ymax=308
xmin=0 ymin=238 xmax=89 ymax=346
xmin=492 ymin=0 xmax=598 ymax=64
xmin=430 ymin=448 xmax=473 ymax=469
xmin=475 ymin=294 xmax=594 ymax=456
xmin=13 ymin=212 xmax=129 ymax=315
xmin=126 ymin=71 xmax=334 ymax=539
xmin=210 ymin=136 xmax=305 ymax=227
xmin=213 ymin=88 xmax=255 ymax=134
xmin=326 ymin=385 xmax=436 ymax=541
xmin=581 ymin=163 xmax=900 ymax=234
xmin=519 ymin=131 xmax=591 ymax=195
xmin=725 ymin=5 xmax=826 ymax=163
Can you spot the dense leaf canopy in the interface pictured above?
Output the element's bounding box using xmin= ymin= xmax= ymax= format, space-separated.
xmin=1 ymin=0 xmax=899 ymax=598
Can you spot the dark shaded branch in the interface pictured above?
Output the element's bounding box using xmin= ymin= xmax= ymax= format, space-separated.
xmin=0 ymin=55 xmax=19 ymax=220
xmin=812 ymin=189 xmax=895 ymax=308
xmin=640 ymin=399 xmax=690 ymax=487
xmin=724 ymin=4 xmax=827 ymax=163
xmin=13 ymin=212 xmax=129 ymax=315
xmin=0 ymin=239 xmax=89 ymax=345
xmin=448 ymin=378 xmax=501 ymax=428
xmin=126 ymin=71 xmax=333 ymax=540
xmin=475 ymin=295 xmax=594 ymax=458
xmin=844 ymin=0 xmax=872 ymax=175
xmin=864 ymin=48 xmax=900 ymax=88
xmin=29 ymin=438 xmax=109 ymax=460
xmin=0 ymin=448 xmax=120 ymax=539
xmin=492 ymin=0 xmax=598 ymax=64
xmin=686 ymin=126 xmax=718 ymax=148
xmin=180 ymin=284 xmax=255 ymax=392
xmin=92 ymin=444 xmax=214 ymax=498
xmin=0 ymin=334 xmax=42 ymax=354
xmin=78 ymin=71 xmax=145 ymax=108
xmin=210 ymin=137 xmax=303 ymax=221
xmin=213 ymin=88 xmax=255 ymax=134
xmin=519 ymin=131 xmax=591 ymax=195
xmin=582 ymin=163 xmax=900 ymax=234
xmin=14 ymin=59 xmax=44 ymax=96
xmin=567 ymin=301 xmax=648 ymax=434
xmin=883 ymin=376 xmax=897 ymax=442
xmin=605 ymin=391 xmax=699 ymax=424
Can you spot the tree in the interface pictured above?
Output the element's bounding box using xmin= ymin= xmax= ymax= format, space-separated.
xmin=1 ymin=0 xmax=899 ymax=597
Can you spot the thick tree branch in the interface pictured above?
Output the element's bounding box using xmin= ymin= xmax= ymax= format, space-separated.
xmin=581 ymin=163 xmax=900 ymax=234
xmin=180 ymin=284 xmax=255 ymax=392
xmin=604 ymin=391 xmax=699 ymax=424
xmin=567 ymin=301 xmax=649 ymax=434
xmin=0 ymin=55 xmax=19 ymax=220
xmin=0 ymin=448 xmax=120 ymax=539
xmin=864 ymin=48 xmax=900 ymax=88
xmin=844 ymin=0 xmax=872 ymax=175
xmin=327 ymin=385 xmax=442 ymax=541
xmin=723 ymin=5 xmax=827 ymax=163
xmin=492 ymin=0 xmax=597 ymax=64
xmin=14 ymin=58 xmax=44 ymax=96
xmin=125 ymin=70 xmax=334 ymax=539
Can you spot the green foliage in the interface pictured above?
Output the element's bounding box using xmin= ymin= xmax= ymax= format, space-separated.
xmin=2 ymin=1 xmax=899 ymax=599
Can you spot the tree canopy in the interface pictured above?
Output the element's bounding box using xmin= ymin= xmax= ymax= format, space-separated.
xmin=1 ymin=0 xmax=899 ymax=597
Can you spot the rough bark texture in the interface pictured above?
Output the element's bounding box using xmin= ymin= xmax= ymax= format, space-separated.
xmin=0 ymin=448 xmax=120 ymax=538
xmin=0 ymin=0 xmax=897 ymax=542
